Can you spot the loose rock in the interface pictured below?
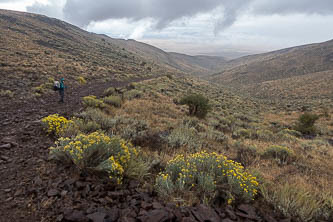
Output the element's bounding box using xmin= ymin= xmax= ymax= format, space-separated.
xmin=0 ymin=143 xmax=11 ymax=149
xmin=64 ymin=210 xmax=88 ymax=222
xmin=47 ymin=189 xmax=59 ymax=197
xmin=87 ymin=212 xmax=107 ymax=222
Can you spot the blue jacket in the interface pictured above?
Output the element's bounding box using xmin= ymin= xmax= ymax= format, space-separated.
xmin=59 ymin=78 xmax=65 ymax=90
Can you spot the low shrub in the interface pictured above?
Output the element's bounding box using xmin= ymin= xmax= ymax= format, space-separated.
xmin=201 ymin=127 xmax=228 ymax=144
xmin=77 ymin=76 xmax=87 ymax=85
xmin=232 ymin=128 xmax=252 ymax=139
xmin=49 ymin=132 xmax=139 ymax=184
xmin=301 ymin=139 xmax=331 ymax=156
xmin=100 ymin=115 xmax=149 ymax=143
xmin=262 ymin=145 xmax=294 ymax=165
xmin=82 ymin=96 xmax=106 ymax=109
xmin=120 ymin=119 xmax=149 ymax=142
xmin=79 ymin=108 xmax=114 ymax=131
xmin=233 ymin=113 xmax=256 ymax=123
xmin=294 ymin=113 xmax=319 ymax=135
xmin=180 ymin=94 xmax=211 ymax=119
xmin=74 ymin=118 xmax=101 ymax=133
xmin=216 ymin=116 xmax=234 ymax=133
xmin=0 ymin=89 xmax=14 ymax=98
xmin=254 ymin=129 xmax=275 ymax=141
xmin=279 ymin=129 xmax=302 ymax=137
xmin=233 ymin=142 xmax=258 ymax=167
xmin=32 ymin=78 xmax=54 ymax=95
xmin=261 ymin=183 xmax=326 ymax=221
xmin=276 ymin=129 xmax=300 ymax=142
xmin=124 ymin=89 xmax=142 ymax=100
xmin=33 ymin=84 xmax=48 ymax=94
xmin=167 ymin=123 xmax=201 ymax=151
xmin=103 ymin=95 xmax=122 ymax=108
xmin=104 ymin=87 xmax=116 ymax=96
xmin=155 ymin=151 xmax=259 ymax=204
xmin=42 ymin=114 xmax=73 ymax=137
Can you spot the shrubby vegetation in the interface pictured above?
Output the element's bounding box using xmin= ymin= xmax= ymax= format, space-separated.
xmin=261 ymin=183 xmax=330 ymax=221
xmin=104 ymin=87 xmax=116 ymax=97
xmin=233 ymin=141 xmax=258 ymax=167
xmin=41 ymin=75 xmax=333 ymax=221
xmin=42 ymin=114 xmax=73 ymax=137
xmin=49 ymin=132 xmax=141 ymax=184
xmin=156 ymin=151 xmax=259 ymax=204
xmin=0 ymin=89 xmax=14 ymax=98
xmin=103 ymin=95 xmax=122 ymax=107
xmin=180 ymin=94 xmax=211 ymax=118
xmin=262 ymin=145 xmax=294 ymax=165
xmin=294 ymin=112 xmax=319 ymax=135
xmin=167 ymin=122 xmax=201 ymax=151
xmin=77 ymin=76 xmax=87 ymax=85
xmin=124 ymin=89 xmax=142 ymax=100
xmin=82 ymin=95 xmax=106 ymax=108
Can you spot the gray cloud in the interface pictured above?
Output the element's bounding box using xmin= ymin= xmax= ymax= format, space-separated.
xmin=252 ymin=0 xmax=333 ymax=15
xmin=0 ymin=0 xmax=21 ymax=2
xmin=25 ymin=0 xmax=333 ymax=37
xmin=63 ymin=0 xmax=252 ymax=33
xmin=26 ymin=0 xmax=65 ymax=20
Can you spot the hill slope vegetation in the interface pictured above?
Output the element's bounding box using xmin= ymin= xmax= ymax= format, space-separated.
xmin=209 ymin=39 xmax=333 ymax=108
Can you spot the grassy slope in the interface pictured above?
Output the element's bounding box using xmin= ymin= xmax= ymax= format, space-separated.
xmin=1 ymin=9 xmax=333 ymax=221
xmin=208 ymin=40 xmax=333 ymax=107
xmin=211 ymin=40 xmax=333 ymax=84
xmin=0 ymin=9 xmax=178 ymax=100
xmin=75 ymin=75 xmax=333 ymax=221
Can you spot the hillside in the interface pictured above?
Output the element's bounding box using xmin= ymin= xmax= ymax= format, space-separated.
xmin=209 ymin=39 xmax=333 ymax=107
xmin=168 ymin=52 xmax=227 ymax=76
xmin=211 ymin=40 xmax=333 ymax=84
xmin=1 ymin=8 xmax=333 ymax=222
xmin=0 ymin=9 xmax=179 ymax=101
xmin=108 ymin=38 xmax=227 ymax=76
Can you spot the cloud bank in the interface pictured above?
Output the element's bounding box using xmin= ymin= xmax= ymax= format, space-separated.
xmin=2 ymin=0 xmax=331 ymax=54
xmin=62 ymin=0 xmax=252 ymax=33
xmin=23 ymin=0 xmax=333 ymax=36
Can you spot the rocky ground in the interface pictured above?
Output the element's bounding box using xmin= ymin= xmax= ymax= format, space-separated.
xmin=0 ymin=79 xmax=288 ymax=222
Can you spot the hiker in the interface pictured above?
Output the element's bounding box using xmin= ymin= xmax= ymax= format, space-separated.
xmin=58 ymin=77 xmax=66 ymax=103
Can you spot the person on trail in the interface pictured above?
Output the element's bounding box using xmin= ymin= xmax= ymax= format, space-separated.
xmin=59 ymin=77 xmax=66 ymax=103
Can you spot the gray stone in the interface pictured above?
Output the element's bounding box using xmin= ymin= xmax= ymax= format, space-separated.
xmin=47 ymin=189 xmax=59 ymax=197
xmin=87 ymin=212 xmax=107 ymax=222
xmin=0 ymin=143 xmax=11 ymax=149
xmin=64 ymin=210 xmax=88 ymax=222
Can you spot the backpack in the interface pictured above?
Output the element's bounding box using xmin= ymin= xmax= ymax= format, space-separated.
xmin=53 ymin=81 xmax=60 ymax=91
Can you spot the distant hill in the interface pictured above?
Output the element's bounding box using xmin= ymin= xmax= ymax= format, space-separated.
xmin=210 ymin=40 xmax=333 ymax=85
xmin=168 ymin=52 xmax=227 ymax=76
xmin=209 ymin=39 xmax=333 ymax=105
xmin=108 ymin=39 xmax=227 ymax=76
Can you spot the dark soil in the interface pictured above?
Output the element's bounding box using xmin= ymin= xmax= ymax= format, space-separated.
xmin=0 ymin=79 xmax=287 ymax=222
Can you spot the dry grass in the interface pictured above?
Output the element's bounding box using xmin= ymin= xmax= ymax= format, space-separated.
xmin=121 ymin=76 xmax=333 ymax=220
xmin=0 ymin=10 xmax=180 ymax=100
xmin=47 ymin=73 xmax=333 ymax=220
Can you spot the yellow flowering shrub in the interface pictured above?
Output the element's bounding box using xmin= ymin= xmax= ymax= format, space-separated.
xmin=42 ymin=114 xmax=73 ymax=137
xmin=77 ymin=76 xmax=87 ymax=85
xmin=49 ymin=132 xmax=138 ymax=184
xmin=155 ymin=151 xmax=259 ymax=204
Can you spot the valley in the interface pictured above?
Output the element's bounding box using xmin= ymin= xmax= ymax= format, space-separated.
xmin=0 ymin=9 xmax=333 ymax=222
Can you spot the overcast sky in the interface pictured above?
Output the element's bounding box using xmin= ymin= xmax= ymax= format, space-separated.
xmin=1 ymin=0 xmax=333 ymax=57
